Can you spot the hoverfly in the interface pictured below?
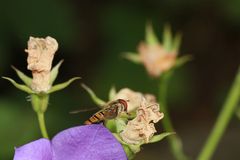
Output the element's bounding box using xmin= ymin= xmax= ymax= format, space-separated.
xmin=84 ymin=99 xmax=128 ymax=125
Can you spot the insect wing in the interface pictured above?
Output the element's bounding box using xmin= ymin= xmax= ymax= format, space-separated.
xmin=102 ymin=105 xmax=118 ymax=119
xmin=69 ymin=107 xmax=98 ymax=114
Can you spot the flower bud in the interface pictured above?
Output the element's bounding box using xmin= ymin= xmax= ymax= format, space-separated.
xmin=25 ymin=36 xmax=58 ymax=92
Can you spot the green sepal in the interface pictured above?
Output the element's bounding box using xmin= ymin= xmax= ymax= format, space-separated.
xmin=81 ymin=83 xmax=106 ymax=107
xmin=11 ymin=66 xmax=32 ymax=86
xmin=2 ymin=77 xmax=34 ymax=94
xmin=163 ymin=24 xmax=172 ymax=52
xmin=123 ymin=145 xmax=136 ymax=160
xmin=113 ymin=133 xmax=140 ymax=159
xmin=113 ymin=133 xmax=140 ymax=152
xmin=172 ymin=33 xmax=182 ymax=53
xmin=146 ymin=22 xmax=159 ymax=45
xmin=174 ymin=55 xmax=193 ymax=69
xmin=119 ymin=111 xmax=137 ymax=119
xmin=148 ymin=132 xmax=175 ymax=143
xmin=113 ymin=134 xmax=136 ymax=160
xmin=128 ymin=144 xmax=141 ymax=154
xmin=113 ymin=133 xmax=126 ymax=144
xmin=50 ymin=60 xmax=64 ymax=85
xmin=48 ymin=77 xmax=80 ymax=94
xmin=161 ymin=55 xmax=191 ymax=80
xmin=122 ymin=52 xmax=141 ymax=64
xmin=105 ymin=115 xmax=127 ymax=133
xmin=115 ymin=118 xmax=127 ymax=133
xmin=108 ymin=86 xmax=117 ymax=100
xmin=105 ymin=120 xmax=117 ymax=132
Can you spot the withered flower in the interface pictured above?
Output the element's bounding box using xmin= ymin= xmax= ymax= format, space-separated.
xmin=3 ymin=36 xmax=80 ymax=138
xmin=25 ymin=36 xmax=58 ymax=92
xmin=120 ymin=98 xmax=164 ymax=144
xmin=138 ymin=41 xmax=177 ymax=77
xmin=124 ymin=23 xmax=182 ymax=78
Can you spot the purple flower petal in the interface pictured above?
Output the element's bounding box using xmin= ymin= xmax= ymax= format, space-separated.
xmin=14 ymin=138 xmax=52 ymax=160
xmin=52 ymin=124 xmax=127 ymax=160
xmin=13 ymin=125 xmax=127 ymax=160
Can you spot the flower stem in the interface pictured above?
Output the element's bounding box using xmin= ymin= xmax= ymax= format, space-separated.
xmin=197 ymin=68 xmax=240 ymax=160
xmin=31 ymin=94 xmax=50 ymax=138
xmin=37 ymin=112 xmax=49 ymax=139
xmin=159 ymin=72 xmax=188 ymax=160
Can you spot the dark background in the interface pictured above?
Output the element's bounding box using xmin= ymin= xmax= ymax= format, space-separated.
xmin=0 ymin=0 xmax=240 ymax=159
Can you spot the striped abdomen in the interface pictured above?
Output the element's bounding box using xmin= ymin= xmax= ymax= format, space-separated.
xmin=84 ymin=111 xmax=105 ymax=125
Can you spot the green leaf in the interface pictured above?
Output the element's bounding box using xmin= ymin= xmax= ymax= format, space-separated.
xmin=163 ymin=24 xmax=172 ymax=52
xmin=122 ymin=52 xmax=141 ymax=64
xmin=48 ymin=77 xmax=80 ymax=94
xmin=50 ymin=60 xmax=64 ymax=85
xmin=81 ymin=83 xmax=106 ymax=107
xmin=149 ymin=132 xmax=175 ymax=143
xmin=11 ymin=66 xmax=32 ymax=86
xmin=109 ymin=85 xmax=117 ymax=100
xmin=2 ymin=77 xmax=34 ymax=94
xmin=145 ymin=22 xmax=159 ymax=45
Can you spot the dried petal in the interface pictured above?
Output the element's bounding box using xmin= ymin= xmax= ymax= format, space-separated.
xmin=25 ymin=36 xmax=58 ymax=92
xmin=114 ymin=88 xmax=156 ymax=113
xmin=114 ymin=88 xmax=143 ymax=112
xmin=120 ymin=98 xmax=164 ymax=145
xmin=144 ymin=93 xmax=156 ymax=104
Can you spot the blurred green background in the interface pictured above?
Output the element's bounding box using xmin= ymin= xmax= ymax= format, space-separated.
xmin=0 ymin=0 xmax=240 ymax=159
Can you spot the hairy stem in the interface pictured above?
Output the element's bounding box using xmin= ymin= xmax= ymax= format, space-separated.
xmin=197 ymin=68 xmax=240 ymax=160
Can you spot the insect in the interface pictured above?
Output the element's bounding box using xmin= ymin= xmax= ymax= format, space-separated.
xmin=84 ymin=99 xmax=128 ymax=125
